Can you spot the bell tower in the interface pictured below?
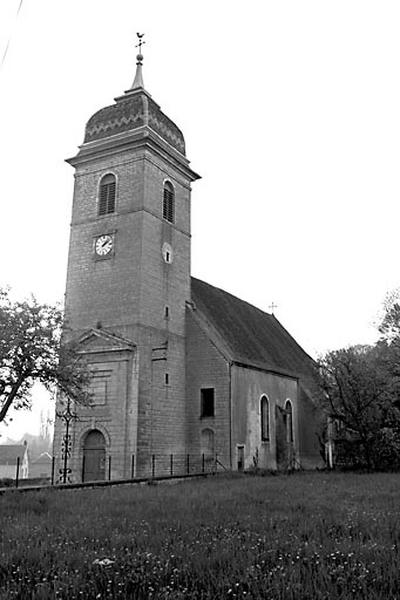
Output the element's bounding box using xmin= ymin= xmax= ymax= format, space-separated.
xmin=53 ymin=40 xmax=200 ymax=480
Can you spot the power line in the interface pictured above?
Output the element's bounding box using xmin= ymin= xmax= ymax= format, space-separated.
xmin=1 ymin=0 xmax=24 ymax=70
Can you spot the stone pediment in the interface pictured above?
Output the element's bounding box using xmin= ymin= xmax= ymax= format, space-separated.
xmin=76 ymin=329 xmax=136 ymax=355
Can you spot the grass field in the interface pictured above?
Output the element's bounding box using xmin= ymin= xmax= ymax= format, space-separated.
xmin=1 ymin=472 xmax=400 ymax=599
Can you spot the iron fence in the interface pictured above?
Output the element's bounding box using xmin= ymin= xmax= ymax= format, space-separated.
xmin=0 ymin=453 xmax=231 ymax=489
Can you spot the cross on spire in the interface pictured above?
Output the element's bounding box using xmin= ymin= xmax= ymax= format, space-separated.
xmin=136 ymin=32 xmax=145 ymax=54
xmin=269 ymin=302 xmax=278 ymax=315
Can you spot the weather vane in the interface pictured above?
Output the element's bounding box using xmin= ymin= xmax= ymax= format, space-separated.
xmin=136 ymin=32 xmax=145 ymax=54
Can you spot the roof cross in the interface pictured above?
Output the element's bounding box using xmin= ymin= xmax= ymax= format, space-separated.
xmin=269 ymin=302 xmax=278 ymax=315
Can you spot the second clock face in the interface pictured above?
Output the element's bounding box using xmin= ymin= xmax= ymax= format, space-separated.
xmin=95 ymin=234 xmax=113 ymax=256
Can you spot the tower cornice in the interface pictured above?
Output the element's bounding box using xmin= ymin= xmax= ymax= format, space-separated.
xmin=66 ymin=126 xmax=200 ymax=182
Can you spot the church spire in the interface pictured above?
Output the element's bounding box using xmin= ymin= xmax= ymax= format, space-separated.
xmin=131 ymin=33 xmax=145 ymax=90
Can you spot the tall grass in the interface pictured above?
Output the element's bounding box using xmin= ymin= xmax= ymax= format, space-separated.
xmin=0 ymin=472 xmax=400 ymax=598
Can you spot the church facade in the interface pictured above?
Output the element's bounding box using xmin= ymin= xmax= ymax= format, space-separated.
xmin=53 ymin=50 xmax=323 ymax=481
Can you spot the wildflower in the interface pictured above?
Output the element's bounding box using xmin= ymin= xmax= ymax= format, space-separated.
xmin=93 ymin=558 xmax=115 ymax=566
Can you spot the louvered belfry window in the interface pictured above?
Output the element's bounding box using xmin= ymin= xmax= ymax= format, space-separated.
xmin=99 ymin=174 xmax=116 ymax=216
xmin=163 ymin=182 xmax=175 ymax=223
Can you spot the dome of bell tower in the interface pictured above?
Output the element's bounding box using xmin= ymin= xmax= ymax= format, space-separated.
xmin=82 ymin=50 xmax=186 ymax=155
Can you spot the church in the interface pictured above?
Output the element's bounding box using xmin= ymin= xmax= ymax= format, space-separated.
xmin=53 ymin=45 xmax=323 ymax=481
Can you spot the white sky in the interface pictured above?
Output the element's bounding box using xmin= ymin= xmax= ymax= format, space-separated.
xmin=1 ymin=0 xmax=400 ymax=438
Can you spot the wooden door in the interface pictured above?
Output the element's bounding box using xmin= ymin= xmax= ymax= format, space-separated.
xmin=276 ymin=403 xmax=294 ymax=470
xmin=237 ymin=445 xmax=244 ymax=472
xmin=275 ymin=405 xmax=288 ymax=470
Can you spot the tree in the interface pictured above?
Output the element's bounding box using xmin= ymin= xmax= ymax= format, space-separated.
xmin=378 ymin=287 xmax=400 ymax=342
xmin=376 ymin=289 xmax=400 ymax=389
xmin=0 ymin=288 xmax=90 ymax=425
xmin=317 ymin=343 xmax=400 ymax=469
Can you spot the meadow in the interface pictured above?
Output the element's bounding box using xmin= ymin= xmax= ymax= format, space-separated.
xmin=0 ymin=472 xmax=400 ymax=599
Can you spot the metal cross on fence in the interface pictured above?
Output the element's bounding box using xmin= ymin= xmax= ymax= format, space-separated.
xmin=56 ymin=398 xmax=78 ymax=484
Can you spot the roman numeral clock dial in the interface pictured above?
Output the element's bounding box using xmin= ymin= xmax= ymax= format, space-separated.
xmin=95 ymin=234 xmax=114 ymax=257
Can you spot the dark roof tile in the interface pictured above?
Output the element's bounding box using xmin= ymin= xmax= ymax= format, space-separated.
xmin=191 ymin=277 xmax=315 ymax=379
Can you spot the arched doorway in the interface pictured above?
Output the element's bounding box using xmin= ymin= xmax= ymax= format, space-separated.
xmin=283 ymin=400 xmax=294 ymax=469
xmin=201 ymin=428 xmax=215 ymax=458
xmin=276 ymin=400 xmax=294 ymax=470
xmin=82 ymin=429 xmax=106 ymax=482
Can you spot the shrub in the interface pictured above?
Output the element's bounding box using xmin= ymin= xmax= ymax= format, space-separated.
xmin=372 ymin=428 xmax=400 ymax=470
xmin=0 ymin=477 xmax=14 ymax=487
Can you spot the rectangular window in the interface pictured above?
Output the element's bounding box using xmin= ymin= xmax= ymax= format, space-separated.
xmin=88 ymin=368 xmax=113 ymax=405
xmin=200 ymin=388 xmax=215 ymax=418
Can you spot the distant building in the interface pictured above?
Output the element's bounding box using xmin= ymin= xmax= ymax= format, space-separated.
xmin=29 ymin=452 xmax=52 ymax=479
xmin=53 ymin=44 xmax=323 ymax=482
xmin=0 ymin=443 xmax=29 ymax=479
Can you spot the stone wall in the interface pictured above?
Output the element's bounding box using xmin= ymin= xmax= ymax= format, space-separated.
xmin=185 ymin=309 xmax=231 ymax=465
xmin=230 ymin=365 xmax=298 ymax=471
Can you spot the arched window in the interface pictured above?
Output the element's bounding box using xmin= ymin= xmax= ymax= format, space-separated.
xmin=99 ymin=174 xmax=116 ymax=216
xmin=163 ymin=181 xmax=175 ymax=223
xmin=285 ymin=400 xmax=293 ymax=443
xmin=261 ymin=395 xmax=270 ymax=441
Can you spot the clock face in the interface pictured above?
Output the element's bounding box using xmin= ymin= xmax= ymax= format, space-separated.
xmin=95 ymin=234 xmax=113 ymax=256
